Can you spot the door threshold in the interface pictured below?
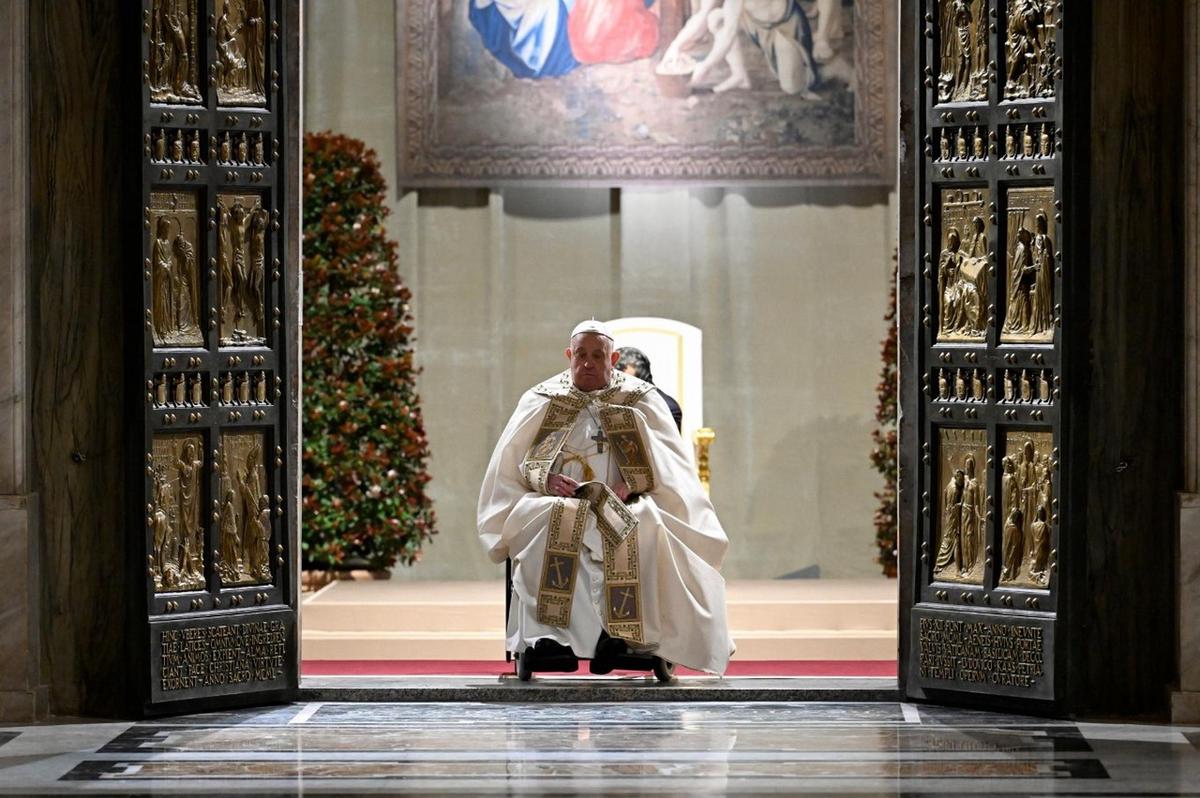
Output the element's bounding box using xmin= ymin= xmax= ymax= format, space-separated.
xmin=299 ymin=675 xmax=900 ymax=702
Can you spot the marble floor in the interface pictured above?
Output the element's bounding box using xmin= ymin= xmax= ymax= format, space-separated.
xmin=2 ymin=701 xmax=1199 ymax=795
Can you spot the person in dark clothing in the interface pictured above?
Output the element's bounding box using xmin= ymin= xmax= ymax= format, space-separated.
xmin=616 ymin=347 xmax=683 ymax=433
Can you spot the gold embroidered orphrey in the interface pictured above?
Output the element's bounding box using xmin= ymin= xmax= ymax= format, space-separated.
xmin=521 ymin=371 xmax=656 ymax=644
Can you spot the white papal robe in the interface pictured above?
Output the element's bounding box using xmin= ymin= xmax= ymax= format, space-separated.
xmin=478 ymin=369 xmax=735 ymax=674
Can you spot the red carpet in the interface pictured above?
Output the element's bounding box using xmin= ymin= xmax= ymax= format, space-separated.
xmin=302 ymin=659 xmax=897 ymax=677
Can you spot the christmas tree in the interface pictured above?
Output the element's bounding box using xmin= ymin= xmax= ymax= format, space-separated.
xmin=301 ymin=132 xmax=435 ymax=570
xmin=869 ymin=251 xmax=899 ymax=577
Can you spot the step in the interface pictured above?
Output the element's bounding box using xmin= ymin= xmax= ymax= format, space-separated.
xmin=301 ymin=579 xmax=898 ymax=634
xmin=301 ymin=628 xmax=898 ymax=662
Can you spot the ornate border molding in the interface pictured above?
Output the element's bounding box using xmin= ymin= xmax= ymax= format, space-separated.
xmin=397 ymin=1 xmax=891 ymax=186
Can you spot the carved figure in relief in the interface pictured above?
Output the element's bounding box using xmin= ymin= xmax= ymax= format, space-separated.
xmin=220 ymin=132 xmax=233 ymax=163
xmin=937 ymin=369 xmax=949 ymax=400
xmin=188 ymin=132 xmax=201 ymax=163
xmin=237 ymin=373 xmax=250 ymax=404
xmin=246 ymin=494 xmax=271 ymax=582
xmin=938 ymin=0 xmax=987 ymax=102
xmin=1022 ymin=125 xmax=1034 ymax=158
xmin=1000 ymin=457 xmax=1023 ymax=579
xmin=954 ymin=369 xmax=967 ymax=401
xmin=1005 ymin=0 xmax=1055 ymax=99
xmin=1029 ymin=213 xmax=1055 ymax=334
xmin=1040 ymin=124 xmax=1052 ymax=157
xmin=150 ymin=0 xmax=202 ymax=103
xmin=154 ymin=130 xmax=167 ymax=162
xmin=972 ymin=127 xmax=984 ymax=159
xmin=191 ymin=374 xmax=203 ymax=405
xmin=1004 ymin=369 xmax=1015 ymax=401
xmin=955 ymin=129 xmax=967 ymax=160
xmin=230 ymin=201 xmax=250 ymax=321
xmin=152 ymin=217 xmax=176 ymax=340
xmin=216 ymin=0 xmax=267 ymax=105
xmin=1004 ymin=226 xmax=1036 ymax=334
xmin=171 ymin=130 xmax=184 ymax=162
xmin=218 ymin=202 xmax=233 ymax=320
xmin=1029 ymin=506 xmax=1050 ymax=579
xmin=1039 ymin=370 xmax=1051 ymax=402
xmin=254 ymin=132 xmax=265 ymax=164
xmin=248 ymin=206 xmax=268 ymax=326
xmin=935 ymin=468 xmax=966 ymax=574
xmin=175 ymin=442 xmax=204 ymax=584
xmin=150 ymin=470 xmax=174 ymax=587
xmin=938 ymin=228 xmax=986 ymax=338
xmin=216 ymin=7 xmax=248 ymax=93
xmin=960 ymin=456 xmax=983 ymax=571
xmin=237 ymin=133 xmax=249 ymax=164
xmin=246 ymin=0 xmax=267 ymax=97
xmin=218 ymin=488 xmax=242 ymax=582
xmin=972 ymin=368 xmax=984 ymax=401
xmin=172 ymin=232 xmax=198 ymax=332
xmin=940 ymin=129 xmax=951 ymax=161
xmin=255 ymin=371 xmax=268 ymax=403
xmin=1005 ymin=127 xmax=1016 ymax=158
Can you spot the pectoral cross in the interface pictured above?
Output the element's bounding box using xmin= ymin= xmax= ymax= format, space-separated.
xmin=591 ymin=428 xmax=608 ymax=454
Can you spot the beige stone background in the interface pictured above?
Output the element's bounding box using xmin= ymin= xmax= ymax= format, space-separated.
xmin=304 ymin=0 xmax=897 ymax=581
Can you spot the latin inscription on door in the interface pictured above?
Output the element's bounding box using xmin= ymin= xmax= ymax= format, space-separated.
xmin=913 ymin=609 xmax=1053 ymax=700
xmin=154 ymin=615 xmax=290 ymax=700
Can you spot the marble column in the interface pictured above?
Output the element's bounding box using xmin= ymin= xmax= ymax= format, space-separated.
xmin=0 ymin=1 xmax=47 ymax=722
xmin=1175 ymin=0 xmax=1200 ymax=725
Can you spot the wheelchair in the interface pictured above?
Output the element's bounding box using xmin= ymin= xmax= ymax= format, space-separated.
xmin=506 ymin=559 xmax=677 ymax=683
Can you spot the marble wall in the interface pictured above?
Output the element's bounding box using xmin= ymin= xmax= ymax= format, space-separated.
xmin=304 ymin=0 xmax=899 ymax=582
xmin=1175 ymin=0 xmax=1200 ymax=725
xmin=0 ymin=0 xmax=47 ymax=723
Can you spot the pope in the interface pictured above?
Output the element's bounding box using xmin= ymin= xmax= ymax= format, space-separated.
xmin=478 ymin=320 xmax=734 ymax=674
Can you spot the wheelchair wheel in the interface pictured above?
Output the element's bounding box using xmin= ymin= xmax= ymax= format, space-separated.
xmin=652 ymin=657 xmax=676 ymax=684
xmin=516 ymin=650 xmax=533 ymax=682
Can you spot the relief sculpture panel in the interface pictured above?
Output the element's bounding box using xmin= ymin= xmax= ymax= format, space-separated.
xmin=933 ymin=428 xmax=988 ymax=585
xmin=149 ymin=192 xmax=203 ymax=348
xmin=149 ymin=0 xmax=203 ymax=104
xmin=1000 ymin=431 xmax=1054 ymax=588
xmin=215 ymin=0 xmax=268 ymax=106
xmin=1002 ymin=187 xmax=1055 ymax=343
xmin=937 ymin=188 xmax=990 ymax=342
xmin=218 ymin=431 xmax=272 ymax=586
xmin=938 ymin=0 xmax=989 ymax=103
xmin=217 ymin=193 xmax=269 ymax=346
xmin=150 ymin=434 xmax=206 ymax=593
xmin=1004 ymin=0 xmax=1058 ymax=100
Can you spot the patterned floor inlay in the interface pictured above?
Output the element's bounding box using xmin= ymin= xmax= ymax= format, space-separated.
xmin=0 ymin=701 xmax=1195 ymax=795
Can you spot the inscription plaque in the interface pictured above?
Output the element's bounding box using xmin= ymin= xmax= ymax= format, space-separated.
xmin=151 ymin=611 xmax=293 ymax=702
xmin=912 ymin=608 xmax=1054 ymax=701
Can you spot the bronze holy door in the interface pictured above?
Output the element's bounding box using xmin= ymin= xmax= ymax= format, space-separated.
xmin=137 ymin=0 xmax=298 ymax=712
xmin=900 ymin=0 xmax=1184 ymax=716
xmin=901 ymin=0 xmax=1069 ymax=710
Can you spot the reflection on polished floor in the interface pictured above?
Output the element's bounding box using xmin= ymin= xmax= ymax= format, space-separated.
xmin=2 ymin=701 xmax=1199 ymax=795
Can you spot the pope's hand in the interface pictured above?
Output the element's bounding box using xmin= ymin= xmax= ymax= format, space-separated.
xmin=613 ymin=480 xmax=632 ymax=503
xmin=546 ymin=473 xmax=579 ymax=497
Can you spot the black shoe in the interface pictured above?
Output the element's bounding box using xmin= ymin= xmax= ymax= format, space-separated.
xmin=589 ymin=632 xmax=629 ymax=675
xmin=519 ymin=638 xmax=579 ymax=676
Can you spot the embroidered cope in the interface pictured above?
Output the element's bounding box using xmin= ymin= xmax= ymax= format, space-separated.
xmin=478 ymin=369 xmax=735 ymax=674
